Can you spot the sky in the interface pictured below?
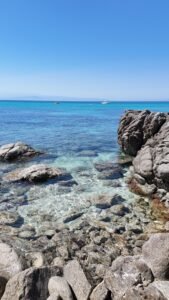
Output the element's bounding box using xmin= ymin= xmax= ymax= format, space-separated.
xmin=0 ymin=0 xmax=169 ymax=101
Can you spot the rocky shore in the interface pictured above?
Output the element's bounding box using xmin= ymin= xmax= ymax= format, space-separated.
xmin=0 ymin=110 xmax=169 ymax=300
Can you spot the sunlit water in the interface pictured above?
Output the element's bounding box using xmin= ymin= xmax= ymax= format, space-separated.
xmin=0 ymin=101 xmax=168 ymax=228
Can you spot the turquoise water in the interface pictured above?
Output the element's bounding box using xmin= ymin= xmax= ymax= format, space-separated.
xmin=0 ymin=101 xmax=168 ymax=229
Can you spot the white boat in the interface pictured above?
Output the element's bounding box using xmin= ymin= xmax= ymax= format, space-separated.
xmin=101 ymin=101 xmax=109 ymax=104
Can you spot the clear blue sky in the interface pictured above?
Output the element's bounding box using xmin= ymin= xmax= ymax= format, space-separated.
xmin=0 ymin=0 xmax=169 ymax=100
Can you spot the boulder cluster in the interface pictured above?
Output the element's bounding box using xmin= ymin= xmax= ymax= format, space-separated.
xmin=118 ymin=110 xmax=169 ymax=202
xmin=1 ymin=233 xmax=169 ymax=299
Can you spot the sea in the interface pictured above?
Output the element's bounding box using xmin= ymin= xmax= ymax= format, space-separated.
xmin=0 ymin=100 xmax=168 ymax=230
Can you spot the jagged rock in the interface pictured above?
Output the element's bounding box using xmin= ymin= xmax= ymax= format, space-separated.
xmin=4 ymin=164 xmax=72 ymax=183
xmin=1 ymin=266 xmax=61 ymax=300
xmin=118 ymin=110 xmax=166 ymax=156
xmin=90 ymin=281 xmax=109 ymax=300
xmin=0 ymin=142 xmax=41 ymax=161
xmin=142 ymin=233 xmax=169 ymax=280
xmin=118 ymin=110 xmax=169 ymax=194
xmin=48 ymin=276 xmax=73 ymax=300
xmin=0 ymin=242 xmax=22 ymax=280
xmin=64 ymin=260 xmax=92 ymax=300
xmin=123 ymin=285 xmax=168 ymax=300
xmin=104 ymin=256 xmax=153 ymax=299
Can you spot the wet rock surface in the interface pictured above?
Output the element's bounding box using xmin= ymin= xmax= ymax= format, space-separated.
xmin=0 ymin=142 xmax=41 ymax=162
xmin=4 ymin=164 xmax=72 ymax=183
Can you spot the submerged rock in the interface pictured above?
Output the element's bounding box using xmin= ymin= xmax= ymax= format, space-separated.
xmin=90 ymin=193 xmax=124 ymax=209
xmin=4 ymin=164 xmax=72 ymax=183
xmin=0 ymin=142 xmax=41 ymax=162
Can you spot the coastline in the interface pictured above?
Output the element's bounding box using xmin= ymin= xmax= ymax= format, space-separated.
xmin=0 ymin=107 xmax=169 ymax=298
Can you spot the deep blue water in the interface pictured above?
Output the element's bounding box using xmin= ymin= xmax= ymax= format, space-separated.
xmin=0 ymin=101 xmax=168 ymax=158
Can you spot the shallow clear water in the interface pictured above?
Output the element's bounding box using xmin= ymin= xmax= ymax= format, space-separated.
xmin=0 ymin=100 xmax=168 ymax=228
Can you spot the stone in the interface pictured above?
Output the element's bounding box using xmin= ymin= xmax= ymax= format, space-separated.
xmin=97 ymin=168 xmax=123 ymax=180
xmin=151 ymin=281 xmax=169 ymax=299
xmin=123 ymin=285 xmax=168 ymax=300
xmin=52 ymin=257 xmax=65 ymax=268
xmin=0 ymin=142 xmax=41 ymax=161
xmin=4 ymin=164 xmax=72 ymax=183
xmin=0 ymin=242 xmax=22 ymax=280
xmin=90 ymin=281 xmax=109 ymax=300
xmin=104 ymin=256 xmax=153 ymax=299
xmin=47 ymin=293 xmax=60 ymax=300
xmin=63 ymin=211 xmax=84 ymax=223
xmin=64 ymin=260 xmax=92 ymax=300
xmin=0 ymin=211 xmax=21 ymax=226
xmin=110 ymin=204 xmax=129 ymax=216
xmin=118 ymin=110 xmax=166 ymax=156
xmin=1 ymin=266 xmax=61 ymax=300
xmin=90 ymin=193 xmax=124 ymax=209
xmin=142 ymin=233 xmax=169 ymax=280
xmin=48 ymin=276 xmax=73 ymax=300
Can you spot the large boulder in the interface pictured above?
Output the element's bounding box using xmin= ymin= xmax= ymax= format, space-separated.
xmin=104 ymin=256 xmax=153 ymax=299
xmin=1 ymin=266 xmax=61 ymax=300
xmin=0 ymin=242 xmax=22 ymax=280
xmin=4 ymin=164 xmax=72 ymax=183
xmin=118 ymin=110 xmax=169 ymax=194
xmin=118 ymin=110 xmax=166 ymax=156
xmin=123 ymin=285 xmax=168 ymax=300
xmin=64 ymin=260 xmax=92 ymax=300
xmin=142 ymin=233 xmax=169 ymax=280
xmin=0 ymin=142 xmax=41 ymax=161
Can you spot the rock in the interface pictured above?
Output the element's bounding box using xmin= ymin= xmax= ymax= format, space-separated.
xmin=104 ymin=256 xmax=153 ymax=299
xmin=129 ymin=178 xmax=156 ymax=196
xmin=18 ymin=230 xmax=35 ymax=239
xmin=118 ymin=110 xmax=166 ymax=156
xmin=110 ymin=204 xmax=129 ymax=216
xmin=142 ymin=233 xmax=169 ymax=280
xmin=0 ymin=142 xmax=41 ymax=161
xmin=63 ymin=211 xmax=84 ymax=223
xmin=97 ymin=168 xmax=123 ymax=180
xmin=90 ymin=193 xmax=124 ymax=209
xmin=1 ymin=266 xmax=61 ymax=300
xmin=151 ymin=281 xmax=169 ymax=300
xmin=0 ymin=211 xmax=21 ymax=226
xmin=0 ymin=242 xmax=22 ymax=280
xmin=123 ymin=285 xmax=168 ymax=300
xmin=47 ymin=293 xmax=60 ymax=300
xmin=4 ymin=164 xmax=72 ymax=183
xmin=48 ymin=276 xmax=73 ymax=300
xmin=90 ymin=281 xmax=109 ymax=300
xmin=118 ymin=110 xmax=169 ymax=193
xmin=52 ymin=257 xmax=65 ymax=268
xmin=64 ymin=260 xmax=92 ymax=300
xmin=28 ymin=252 xmax=44 ymax=268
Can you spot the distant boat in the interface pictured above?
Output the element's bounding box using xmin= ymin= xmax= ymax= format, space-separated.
xmin=54 ymin=102 xmax=60 ymax=104
xmin=101 ymin=101 xmax=109 ymax=104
